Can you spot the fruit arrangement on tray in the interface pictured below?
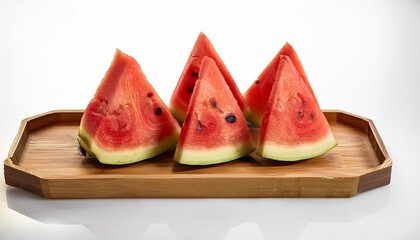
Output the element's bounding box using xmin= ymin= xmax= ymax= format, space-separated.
xmin=78 ymin=32 xmax=337 ymax=166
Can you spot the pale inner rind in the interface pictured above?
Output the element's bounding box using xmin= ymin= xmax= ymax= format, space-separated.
xmin=256 ymin=132 xmax=337 ymax=161
xmin=78 ymin=126 xmax=180 ymax=165
xmin=174 ymin=142 xmax=255 ymax=165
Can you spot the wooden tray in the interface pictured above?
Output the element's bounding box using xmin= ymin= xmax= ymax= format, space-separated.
xmin=4 ymin=110 xmax=392 ymax=198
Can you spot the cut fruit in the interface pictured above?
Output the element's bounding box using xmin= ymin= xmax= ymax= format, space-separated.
xmin=256 ymin=55 xmax=336 ymax=161
xmin=244 ymin=42 xmax=316 ymax=126
xmin=169 ymin=32 xmax=250 ymax=123
xmin=78 ymin=49 xmax=181 ymax=165
xmin=174 ymin=56 xmax=255 ymax=165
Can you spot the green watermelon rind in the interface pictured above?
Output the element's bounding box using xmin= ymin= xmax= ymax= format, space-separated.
xmin=168 ymin=105 xmax=186 ymax=125
xmin=256 ymin=132 xmax=337 ymax=161
xmin=174 ymin=142 xmax=255 ymax=165
xmin=246 ymin=113 xmax=263 ymax=129
xmin=77 ymin=126 xmax=180 ymax=165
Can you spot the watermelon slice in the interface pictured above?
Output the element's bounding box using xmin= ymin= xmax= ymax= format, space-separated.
xmin=78 ymin=49 xmax=181 ymax=165
xmin=174 ymin=56 xmax=255 ymax=165
xmin=169 ymin=32 xmax=250 ymax=123
xmin=244 ymin=42 xmax=316 ymax=126
xmin=256 ymin=55 xmax=336 ymax=161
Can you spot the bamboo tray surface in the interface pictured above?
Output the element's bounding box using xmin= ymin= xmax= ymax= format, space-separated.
xmin=4 ymin=110 xmax=392 ymax=198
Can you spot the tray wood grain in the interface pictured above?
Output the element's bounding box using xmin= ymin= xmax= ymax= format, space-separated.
xmin=4 ymin=110 xmax=392 ymax=198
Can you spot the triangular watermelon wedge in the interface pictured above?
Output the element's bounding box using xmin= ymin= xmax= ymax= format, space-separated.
xmin=174 ymin=56 xmax=255 ymax=165
xmin=244 ymin=42 xmax=316 ymax=126
xmin=169 ymin=32 xmax=250 ymax=124
xmin=256 ymin=55 xmax=336 ymax=161
xmin=78 ymin=49 xmax=181 ymax=165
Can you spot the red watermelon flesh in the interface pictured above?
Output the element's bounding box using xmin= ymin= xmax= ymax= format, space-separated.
xmin=256 ymin=55 xmax=336 ymax=161
xmin=78 ymin=49 xmax=181 ymax=165
xmin=244 ymin=42 xmax=316 ymax=126
xmin=174 ymin=56 xmax=255 ymax=165
xmin=169 ymin=32 xmax=250 ymax=123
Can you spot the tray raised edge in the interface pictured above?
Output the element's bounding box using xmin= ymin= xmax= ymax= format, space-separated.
xmin=3 ymin=110 xmax=392 ymax=198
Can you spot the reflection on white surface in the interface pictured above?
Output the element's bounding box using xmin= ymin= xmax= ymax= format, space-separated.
xmin=225 ymin=223 xmax=265 ymax=240
xmin=6 ymin=186 xmax=390 ymax=240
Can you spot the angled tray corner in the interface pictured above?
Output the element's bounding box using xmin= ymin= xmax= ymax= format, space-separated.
xmin=4 ymin=110 xmax=392 ymax=198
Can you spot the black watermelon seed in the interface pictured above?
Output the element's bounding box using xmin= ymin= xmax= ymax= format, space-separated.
xmin=226 ymin=114 xmax=237 ymax=123
xmin=255 ymin=79 xmax=260 ymax=84
xmin=210 ymin=98 xmax=217 ymax=108
xmin=155 ymin=107 xmax=162 ymax=116
xmin=297 ymin=110 xmax=305 ymax=119
xmin=309 ymin=112 xmax=316 ymax=121
xmin=147 ymin=92 xmax=154 ymax=98
xmin=192 ymin=71 xmax=199 ymax=78
xmin=188 ymin=87 xmax=194 ymax=94
xmin=99 ymin=98 xmax=109 ymax=105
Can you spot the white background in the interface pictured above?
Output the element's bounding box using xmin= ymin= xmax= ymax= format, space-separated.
xmin=1 ymin=0 xmax=420 ymax=239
